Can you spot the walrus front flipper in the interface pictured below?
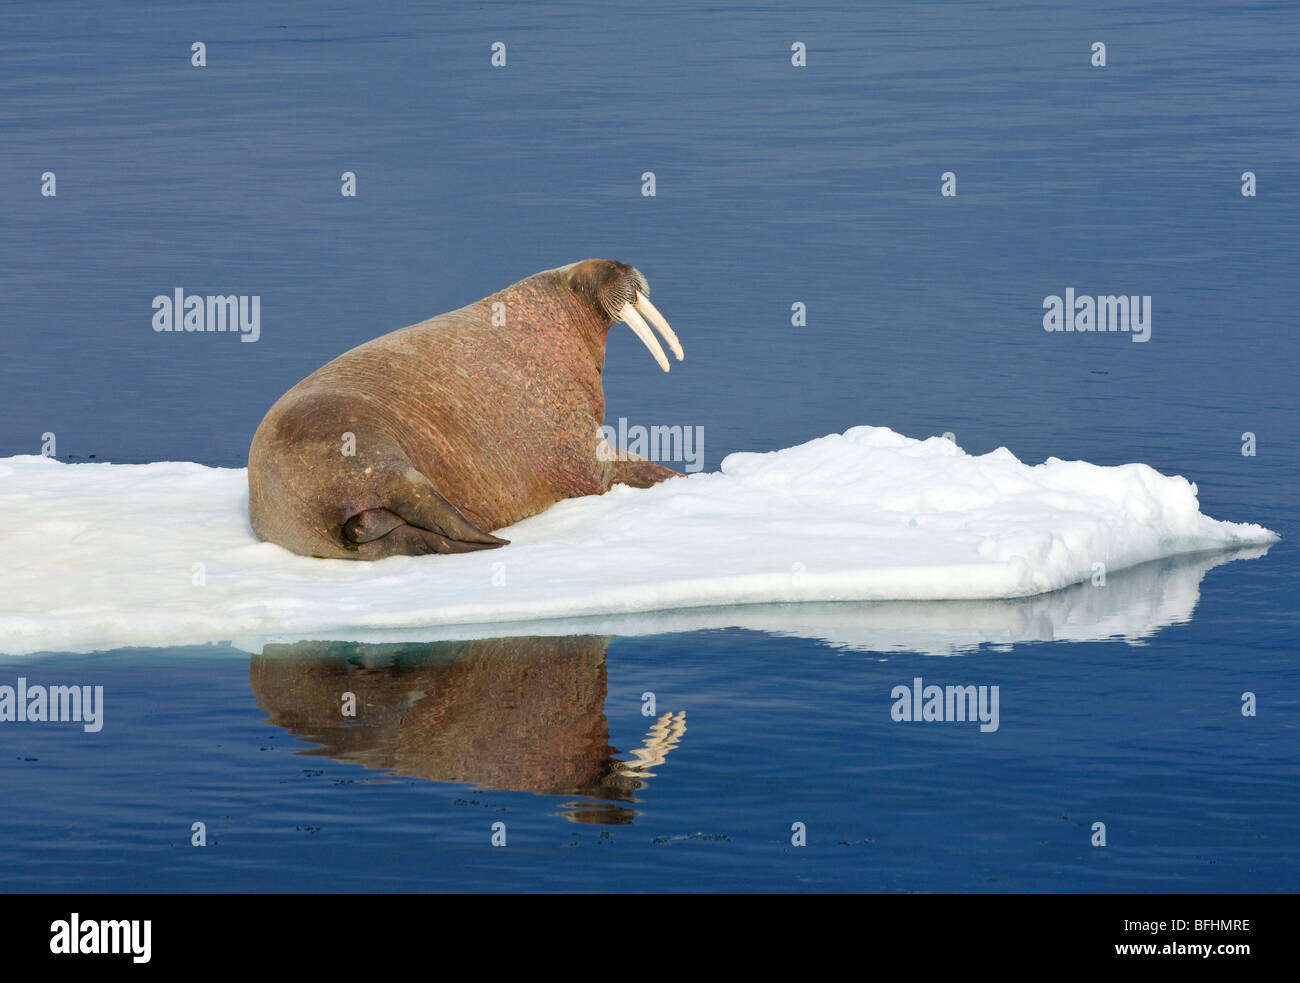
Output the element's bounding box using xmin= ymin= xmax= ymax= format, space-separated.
xmin=344 ymin=469 xmax=509 ymax=558
xmin=597 ymin=435 xmax=681 ymax=490
xmin=611 ymin=458 xmax=680 ymax=489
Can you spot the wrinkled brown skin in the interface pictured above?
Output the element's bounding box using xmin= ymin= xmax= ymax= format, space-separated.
xmin=248 ymin=260 xmax=678 ymax=559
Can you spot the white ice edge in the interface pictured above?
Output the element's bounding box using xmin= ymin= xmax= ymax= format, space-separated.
xmin=0 ymin=426 xmax=1278 ymax=657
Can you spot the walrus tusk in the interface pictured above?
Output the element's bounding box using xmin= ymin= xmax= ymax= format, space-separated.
xmin=618 ymin=303 xmax=670 ymax=372
xmin=634 ymin=291 xmax=684 ymax=361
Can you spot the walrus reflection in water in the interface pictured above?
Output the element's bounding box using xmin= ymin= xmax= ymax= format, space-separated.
xmin=249 ymin=635 xmax=686 ymax=824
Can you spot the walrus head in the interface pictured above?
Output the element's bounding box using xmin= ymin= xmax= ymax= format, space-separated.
xmin=557 ymin=259 xmax=684 ymax=373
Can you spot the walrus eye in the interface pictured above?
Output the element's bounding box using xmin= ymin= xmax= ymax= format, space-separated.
xmin=618 ymin=291 xmax=684 ymax=373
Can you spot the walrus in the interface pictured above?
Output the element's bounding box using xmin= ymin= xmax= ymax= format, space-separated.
xmin=248 ymin=259 xmax=683 ymax=559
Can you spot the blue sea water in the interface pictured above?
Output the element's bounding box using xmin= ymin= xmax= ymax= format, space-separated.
xmin=0 ymin=0 xmax=1297 ymax=892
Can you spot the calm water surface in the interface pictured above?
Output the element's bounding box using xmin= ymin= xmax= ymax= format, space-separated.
xmin=0 ymin=1 xmax=1296 ymax=891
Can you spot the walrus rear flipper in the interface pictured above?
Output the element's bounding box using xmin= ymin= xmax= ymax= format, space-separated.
xmin=342 ymin=508 xmax=409 ymax=544
xmin=343 ymin=469 xmax=509 ymax=559
xmin=349 ymin=518 xmax=505 ymax=558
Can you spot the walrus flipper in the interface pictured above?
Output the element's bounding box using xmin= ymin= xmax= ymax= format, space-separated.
xmin=344 ymin=468 xmax=509 ymax=558
xmin=595 ymin=435 xmax=680 ymax=491
xmin=350 ymin=519 xmax=504 ymax=557
xmin=611 ymin=457 xmax=680 ymax=489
